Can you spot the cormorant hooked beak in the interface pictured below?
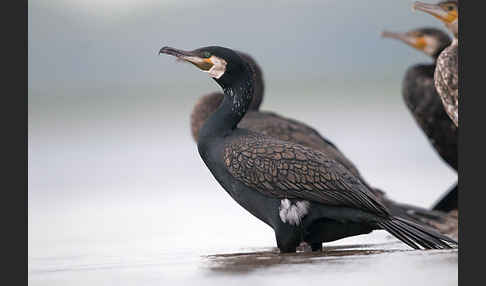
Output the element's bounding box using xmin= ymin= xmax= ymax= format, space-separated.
xmin=381 ymin=31 xmax=426 ymax=51
xmin=413 ymin=2 xmax=457 ymax=24
xmin=159 ymin=46 xmax=214 ymax=71
xmin=159 ymin=46 xmax=228 ymax=79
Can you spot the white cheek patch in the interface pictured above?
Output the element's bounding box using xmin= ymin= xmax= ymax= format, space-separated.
xmin=279 ymin=199 xmax=310 ymax=226
xmin=208 ymin=56 xmax=227 ymax=79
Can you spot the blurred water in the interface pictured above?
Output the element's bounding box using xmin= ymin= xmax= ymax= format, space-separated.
xmin=28 ymin=82 xmax=457 ymax=285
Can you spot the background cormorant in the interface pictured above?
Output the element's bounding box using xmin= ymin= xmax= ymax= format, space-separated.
xmin=413 ymin=1 xmax=459 ymax=127
xmin=382 ymin=28 xmax=457 ymax=213
xmin=160 ymin=45 xmax=456 ymax=252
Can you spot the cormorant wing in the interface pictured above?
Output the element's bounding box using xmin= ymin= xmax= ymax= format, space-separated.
xmin=435 ymin=43 xmax=458 ymax=126
xmin=239 ymin=111 xmax=362 ymax=178
xmin=223 ymin=133 xmax=390 ymax=216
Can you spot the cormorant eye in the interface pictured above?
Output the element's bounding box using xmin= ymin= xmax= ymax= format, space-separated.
xmin=442 ymin=3 xmax=455 ymax=11
xmin=202 ymin=51 xmax=211 ymax=58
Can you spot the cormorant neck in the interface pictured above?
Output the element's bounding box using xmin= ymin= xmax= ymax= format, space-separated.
xmin=247 ymin=66 xmax=264 ymax=110
xmin=448 ymin=21 xmax=458 ymax=39
xmin=432 ymin=42 xmax=451 ymax=61
xmin=432 ymin=50 xmax=442 ymax=61
xmin=198 ymin=72 xmax=254 ymax=140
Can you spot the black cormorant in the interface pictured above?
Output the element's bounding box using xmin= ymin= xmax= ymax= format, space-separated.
xmin=414 ymin=1 xmax=459 ymax=127
xmin=382 ymin=28 xmax=457 ymax=212
xmin=160 ymin=45 xmax=457 ymax=252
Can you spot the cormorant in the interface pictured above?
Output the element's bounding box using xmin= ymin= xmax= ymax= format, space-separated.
xmin=160 ymin=45 xmax=457 ymax=252
xmin=413 ymin=1 xmax=459 ymax=127
xmin=382 ymin=28 xmax=458 ymax=212
xmin=190 ymin=50 xmax=454 ymax=231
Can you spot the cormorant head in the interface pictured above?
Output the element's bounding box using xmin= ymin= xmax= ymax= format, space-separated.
xmin=413 ymin=1 xmax=458 ymax=37
xmin=382 ymin=27 xmax=451 ymax=58
xmin=159 ymin=46 xmax=251 ymax=89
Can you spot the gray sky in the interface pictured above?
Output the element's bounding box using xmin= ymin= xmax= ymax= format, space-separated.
xmin=28 ymin=0 xmax=449 ymax=94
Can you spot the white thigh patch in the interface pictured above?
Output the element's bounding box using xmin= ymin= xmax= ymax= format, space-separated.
xmin=279 ymin=199 xmax=310 ymax=226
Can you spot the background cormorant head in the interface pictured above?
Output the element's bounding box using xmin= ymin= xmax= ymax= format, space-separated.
xmin=413 ymin=1 xmax=458 ymax=37
xmin=382 ymin=27 xmax=451 ymax=58
xmin=159 ymin=46 xmax=251 ymax=89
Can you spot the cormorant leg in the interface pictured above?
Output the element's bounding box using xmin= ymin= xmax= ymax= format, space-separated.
xmin=275 ymin=226 xmax=301 ymax=253
xmin=431 ymin=183 xmax=458 ymax=212
xmin=310 ymin=242 xmax=323 ymax=252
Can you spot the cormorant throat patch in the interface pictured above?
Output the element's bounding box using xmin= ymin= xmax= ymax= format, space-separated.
xmin=208 ymin=56 xmax=227 ymax=79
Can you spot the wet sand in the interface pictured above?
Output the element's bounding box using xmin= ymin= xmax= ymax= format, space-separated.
xmin=205 ymin=244 xmax=395 ymax=273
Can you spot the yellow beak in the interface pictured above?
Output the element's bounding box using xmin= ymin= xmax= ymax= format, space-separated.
xmin=413 ymin=1 xmax=457 ymax=24
xmin=159 ymin=46 xmax=214 ymax=71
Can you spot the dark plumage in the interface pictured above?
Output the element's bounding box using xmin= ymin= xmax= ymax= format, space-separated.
xmin=160 ymin=45 xmax=457 ymax=252
xmin=223 ymin=133 xmax=389 ymax=216
xmin=403 ymin=61 xmax=457 ymax=170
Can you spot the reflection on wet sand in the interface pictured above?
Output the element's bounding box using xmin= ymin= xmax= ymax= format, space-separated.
xmin=203 ymin=243 xmax=406 ymax=273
